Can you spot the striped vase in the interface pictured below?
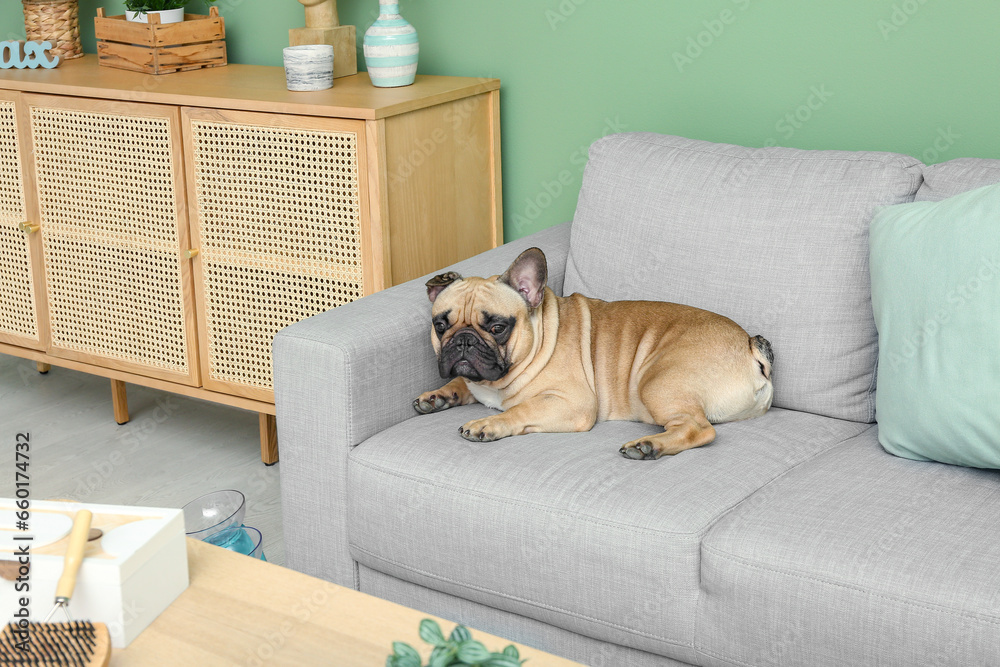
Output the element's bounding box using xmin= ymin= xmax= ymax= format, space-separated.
xmin=363 ymin=0 xmax=419 ymax=87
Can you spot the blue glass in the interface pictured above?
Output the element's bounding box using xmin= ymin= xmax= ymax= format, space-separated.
xmin=206 ymin=524 xmax=266 ymax=560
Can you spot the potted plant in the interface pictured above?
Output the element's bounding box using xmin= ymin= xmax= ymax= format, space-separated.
xmin=386 ymin=620 xmax=526 ymax=667
xmin=124 ymin=0 xmax=217 ymax=24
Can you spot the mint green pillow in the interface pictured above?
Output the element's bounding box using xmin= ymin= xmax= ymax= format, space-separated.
xmin=870 ymin=182 xmax=1000 ymax=468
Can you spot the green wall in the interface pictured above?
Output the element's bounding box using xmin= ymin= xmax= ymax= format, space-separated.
xmin=4 ymin=1 xmax=998 ymax=241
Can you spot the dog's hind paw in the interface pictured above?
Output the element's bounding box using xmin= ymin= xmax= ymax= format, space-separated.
xmin=619 ymin=440 xmax=659 ymax=460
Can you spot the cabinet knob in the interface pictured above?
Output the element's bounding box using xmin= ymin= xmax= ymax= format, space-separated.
xmin=184 ymin=248 xmax=200 ymax=259
xmin=19 ymin=221 xmax=40 ymax=234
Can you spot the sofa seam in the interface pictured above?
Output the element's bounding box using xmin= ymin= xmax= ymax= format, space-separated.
xmin=691 ymin=424 xmax=875 ymax=649
xmin=348 ymin=455 xmax=706 ymax=539
xmin=606 ymin=135 xmax=924 ymax=170
xmin=700 ymin=543 xmax=1000 ymax=627
xmin=349 ymin=542 xmax=694 ymax=651
xmin=694 ymin=644 xmax=770 ymax=667
xmin=699 ymin=424 xmax=875 ymax=531
xmin=866 ymin=352 xmax=879 ymax=423
xmin=693 ymin=643 xmax=782 ymax=667
xmin=339 ymin=343 xmax=362 ymax=591
xmin=274 ymin=328 xmax=351 ymax=349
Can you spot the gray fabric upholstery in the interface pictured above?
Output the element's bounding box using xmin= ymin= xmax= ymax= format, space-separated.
xmin=916 ymin=157 xmax=1000 ymax=201
xmin=360 ymin=566 xmax=693 ymax=667
xmin=274 ymin=222 xmax=572 ymax=588
xmin=697 ymin=427 xmax=1000 ymax=666
xmin=564 ymin=133 xmax=923 ymax=423
xmin=347 ymin=406 xmax=867 ymax=664
xmin=275 ymin=132 xmax=1000 ymax=667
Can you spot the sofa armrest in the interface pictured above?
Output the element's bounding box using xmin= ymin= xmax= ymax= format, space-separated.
xmin=274 ymin=221 xmax=572 ymax=587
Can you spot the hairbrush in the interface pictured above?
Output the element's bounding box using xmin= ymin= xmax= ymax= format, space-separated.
xmin=0 ymin=620 xmax=110 ymax=666
xmin=0 ymin=510 xmax=111 ymax=666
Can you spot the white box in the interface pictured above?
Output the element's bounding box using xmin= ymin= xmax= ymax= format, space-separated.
xmin=0 ymin=499 xmax=189 ymax=648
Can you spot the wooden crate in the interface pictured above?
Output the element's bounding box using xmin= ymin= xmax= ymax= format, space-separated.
xmin=95 ymin=6 xmax=226 ymax=75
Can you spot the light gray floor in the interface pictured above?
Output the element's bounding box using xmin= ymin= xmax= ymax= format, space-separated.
xmin=0 ymin=353 xmax=284 ymax=565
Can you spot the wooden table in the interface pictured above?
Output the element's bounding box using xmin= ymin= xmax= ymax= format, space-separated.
xmin=113 ymin=539 xmax=584 ymax=666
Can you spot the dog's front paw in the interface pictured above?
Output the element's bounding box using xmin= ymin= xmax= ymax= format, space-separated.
xmin=413 ymin=389 xmax=462 ymax=414
xmin=458 ymin=416 xmax=512 ymax=442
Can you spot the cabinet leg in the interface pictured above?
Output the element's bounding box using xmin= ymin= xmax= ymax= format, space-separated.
xmin=111 ymin=380 xmax=130 ymax=425
xmin=36 ymin=362 xmax=51 ymax=374
xmin=259 ymin=413 xmax=279 ymax=466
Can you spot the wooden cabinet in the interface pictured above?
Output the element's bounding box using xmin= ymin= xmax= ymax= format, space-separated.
xmin=27 ymin=94 xmax=201 ymax=386
xmin=182 ymin=108 xmax=370 ymax=401
xmin=0 ymin=90 xmax=46 ymax=353
xmin=0 ymin=56 xmax=502 ymax=463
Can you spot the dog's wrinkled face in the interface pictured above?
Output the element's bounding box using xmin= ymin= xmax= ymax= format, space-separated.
xmin=426 ymin=248 xmax=547 ymax=383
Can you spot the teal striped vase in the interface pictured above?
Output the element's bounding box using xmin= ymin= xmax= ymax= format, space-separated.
xmin=363 ymin=0 xmax=419 ymax=87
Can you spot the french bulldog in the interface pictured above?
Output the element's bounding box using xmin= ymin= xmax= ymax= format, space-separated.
xmin=413 ymin=247 xmax=773 ymax=459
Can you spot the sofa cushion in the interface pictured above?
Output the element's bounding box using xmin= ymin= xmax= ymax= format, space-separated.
xmin=915 ymin=157 xmax=1000 ymax=201
xmin=564 ymin=133 xmax=923 ymax=422
xmin=347 ymin=406 xmax=868 ymax=665
xmin=358 ymin=567 xmax=692 ymax=667
xmin=870 ymin=183 xmax=1000 ymax=468
xmin=697 ymin=428 xmax=1000 ymax=667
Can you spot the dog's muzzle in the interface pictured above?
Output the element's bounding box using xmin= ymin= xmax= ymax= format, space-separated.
xmin=439 ymin=329 xmax=507 ymax=381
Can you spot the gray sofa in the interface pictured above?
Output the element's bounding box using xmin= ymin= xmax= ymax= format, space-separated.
xmin=274 ymin=133 xmax=1000 ymax=666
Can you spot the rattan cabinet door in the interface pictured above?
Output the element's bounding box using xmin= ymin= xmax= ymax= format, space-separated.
xmin=25 ymin=94 xmax=200 ymax=385
xmin=182 ymin=108 xmax=370 ymax=401
xmin=0 ymin=91 xmax=46 ymax=350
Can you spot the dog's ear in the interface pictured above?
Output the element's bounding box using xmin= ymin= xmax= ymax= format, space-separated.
xmin=426 ymin=271 xmax=462 ymax=302
xmin=500 ymin=247 xmax=547 ymax=309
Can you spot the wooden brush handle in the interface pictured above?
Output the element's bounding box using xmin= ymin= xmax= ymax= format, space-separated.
xmin=55 ymin=509 xmax=92 ymax=602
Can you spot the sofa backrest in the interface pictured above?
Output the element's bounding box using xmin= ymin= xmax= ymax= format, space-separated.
xmin=563 ymin=133 xmax=923 ymax=423
xmin=916 ymin=157 xmax=1000 ymax=202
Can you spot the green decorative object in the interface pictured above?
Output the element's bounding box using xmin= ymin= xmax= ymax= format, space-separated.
xmin=870 ymin=182 xmax=1000 ymax=468
xmin=387 ymin=619 xmax=527 ymax=667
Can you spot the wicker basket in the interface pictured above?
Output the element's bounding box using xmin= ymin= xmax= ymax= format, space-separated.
xmin=22 ymin=0 xmax=84 ymax=61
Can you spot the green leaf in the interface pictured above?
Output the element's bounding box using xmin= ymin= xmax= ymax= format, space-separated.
xmin=428 ymin=645 xmax=457 ymax=667
xmin=483 ymin=657 xmax=524 ymax=667
xmin=419 ymin=619 xmax=448 ymax=647
xmin=456 ymin=640 xmax=492 ymax=663
xmin=449 ymin=625 xmax=472 ymax=643
xmin=390 ymin=642 xmax=422 ymax=667
xmin=502 ymin=645 xmax=520 ymax=659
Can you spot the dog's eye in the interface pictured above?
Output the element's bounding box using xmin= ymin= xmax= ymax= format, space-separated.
xmin=434 ymin=321 xmax=448 ymax=334
xmin=490 ymin=323 xmax=507 ymax=336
